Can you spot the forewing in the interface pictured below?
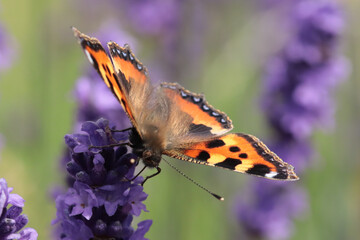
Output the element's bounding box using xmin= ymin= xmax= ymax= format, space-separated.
xmin=161 ymin=82 xmax=233 ymax=138
xmin=73 ymin=28 xmax=152 ymax=132
xmin=107 ymin=42 xmax=153 ymax=131
xmin=108 ymin=42 xmax=148 ymax=87
xmin=164 ymin=133 xmax=298 ymax=181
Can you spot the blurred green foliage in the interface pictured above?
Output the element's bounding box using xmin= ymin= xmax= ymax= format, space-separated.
xmin=0 ymin=0 xmax=359 ymax=239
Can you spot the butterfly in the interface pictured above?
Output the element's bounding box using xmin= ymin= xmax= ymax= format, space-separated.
xmin=72 ymin=27 xmax=299 ymax=188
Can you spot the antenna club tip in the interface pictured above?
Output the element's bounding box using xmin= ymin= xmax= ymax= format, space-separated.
xmin=212 ymin=193 xmax=224 ymax=201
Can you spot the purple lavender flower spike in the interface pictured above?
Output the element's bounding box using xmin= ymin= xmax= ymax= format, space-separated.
xmin=236 ymin=1 xmax=348 ymax=239
xmin=0 ymin=178 xmax=38 ymax=240
xmin=54 ymin=119 xmax=152 ymax=239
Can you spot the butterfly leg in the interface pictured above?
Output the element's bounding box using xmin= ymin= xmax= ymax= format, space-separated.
xmin=126 ymin=164 xmax=147 ymax=182
xmin=88 ymin=142 xmax=133 ymax=150
xmin=141 ymin=167 xmax=161 ymax=186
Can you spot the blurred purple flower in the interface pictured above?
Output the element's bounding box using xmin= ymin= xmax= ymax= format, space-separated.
xmin=53 ymin=118 xmax=151 ymax=239
xmin=263 ymin=1 xmax=348 ymax=144
xmin=235 ymin=181 xmax=307 ymax=240
xmin=0 ymin=178 xmax=38 ymax=240
xmin=117 ymin=0 xmax=207 ymax=83
xmin=0 ymin=24 xmax=16 ymax=71
xmin=236 ymin=1 xmax=348 ymax=239
xmin=123 ymin=0 xmax=181 ymax=36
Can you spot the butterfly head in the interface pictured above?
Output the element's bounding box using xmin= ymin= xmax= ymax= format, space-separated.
xmin=129 ymin=127 xmax=163 ymax=168
xmin=142 ymin=149 xmax=162 ymax=168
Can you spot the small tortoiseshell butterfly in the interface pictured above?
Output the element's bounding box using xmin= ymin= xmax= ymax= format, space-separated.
xmin=73 ymin=27 xmax=299 ymax=185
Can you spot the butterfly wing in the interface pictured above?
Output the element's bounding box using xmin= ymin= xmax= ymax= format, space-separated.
xmin=164 ymin=133 xmax=298 ymax=180
xmin=73 ymin=28 xmax=152 ymax=132
xmin=161 ymin=82 xmax=233 ymax=141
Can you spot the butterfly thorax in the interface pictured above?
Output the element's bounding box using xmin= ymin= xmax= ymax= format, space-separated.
xmin=129 ymin=127 xmax=162 ymax=168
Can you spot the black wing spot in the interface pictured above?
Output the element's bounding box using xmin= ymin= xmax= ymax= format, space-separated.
xmin=196 ymin=151 xmax=210 ymax=161
xmin=121 ymin=99 xmax=127 ymax=108
xmin=215 ymin=158 xmax=242 ymax=170
xmin=246 ymin=164 xmax=271 ymax=176
xmin=272 ymin=172 xmax=287 ymax=179
xmin=206 ymin=139 xmax=225 ymax=148
xmin=239 ymin=153 xmax=248 ymax=159
xmin=105 ymin=75 xmax=111 ymax=85
xmin=229 ymin=146 xmax=240 ymax=152
xmin=102 ymin=64 xmax=110 ymax=74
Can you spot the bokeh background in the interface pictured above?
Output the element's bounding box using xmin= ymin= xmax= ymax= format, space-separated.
xmin=0 ymin=0 xmax=359 ymax=239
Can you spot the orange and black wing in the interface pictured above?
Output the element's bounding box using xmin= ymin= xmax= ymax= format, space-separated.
xmin=164 ymin=133 xmax=298 ymax=181
xmin=107 ymin=42 xmax=148 ymax=88
xmin=161 ymin=82 xmax=233 ymax=138
xmin=73 ymin=28 xmax=151 ymax=131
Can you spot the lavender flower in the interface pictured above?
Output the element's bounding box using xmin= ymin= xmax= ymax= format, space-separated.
xmin=236 ymin=1 xmax=348 ymax=239
xmin=53 ymin=118 xmax=152 ymax=239
xmin=0 ymin=178 xmax=38 ymax=240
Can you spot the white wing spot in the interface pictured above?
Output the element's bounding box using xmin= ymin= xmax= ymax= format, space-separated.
xmin=180 ymin=91 xmax=188 ymax=97
xmin=265 ymin=172 xmax=278 ymax=178
xmin=202 ymin=104 xmax=210 ymax=111
xmin=84 ymin=50 xmax=94 ymax=65
xmin=192 ymin=96 xmax=201 ymax=103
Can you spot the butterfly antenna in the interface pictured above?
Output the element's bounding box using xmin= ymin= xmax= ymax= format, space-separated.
xmin=162 ymin=158 xmax=224 ymax=201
